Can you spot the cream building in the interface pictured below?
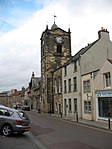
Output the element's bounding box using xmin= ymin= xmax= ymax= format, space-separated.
xmin=62 ymin=58 xmax=82 ymax=119
xmin=95 ymin=59 xmax=112 ymax=120
xmin=62 ymin=28 xmax=112 ymax=121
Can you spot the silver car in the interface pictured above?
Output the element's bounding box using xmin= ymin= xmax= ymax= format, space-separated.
xmin=0 ymin=105 xmax=30 ymax=136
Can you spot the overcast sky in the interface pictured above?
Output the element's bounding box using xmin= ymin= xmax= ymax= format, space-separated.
xmin=0 ymin=0 xmax=112 ymax=92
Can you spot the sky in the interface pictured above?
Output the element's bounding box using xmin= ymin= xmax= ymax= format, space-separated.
xmin=0 ymin=0 xmax=112 ymax=92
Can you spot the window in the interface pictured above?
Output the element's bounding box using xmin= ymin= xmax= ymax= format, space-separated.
xmin=64 ymin=80 xmax=67 ymax=93
xmin=103 ymin=72 xmax=111 ymax=87
xmin=58 ymin=78 xmax=61 ymax=93
xmin=68 ymin=79 xmax=71 ymax=92
xmin=54 ymin=79 xmax=57 ymax=94
xmin=84 ymin=101 xmax=91 ymax=113
xmin=54 ymin=78 xmax=62 ymax=94
xmin=0 ymin=108 xmax=13 ymax=116
xmin=74 ymin=98 xmax=77 ymax=112
xmin=64 ymin=66 xmax=67 ymax=76
xmin=73 ymin=77 xmax=77 ymax=92
xmin=68 ymin=99 xmax=72 ymax=111
xmin=98 ymin=97 xmax=112 ymax=118
xmin=57 ymin=45 xmax=62 ymax=53
xmin=74 ymin=61 xmax=77 ymax=72
xmin=18 ymin=111 xmax=29 ymax=120
xmin=83 ymin=80 xmax=90 ymax=93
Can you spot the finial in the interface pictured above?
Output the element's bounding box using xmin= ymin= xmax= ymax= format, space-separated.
xmin=46 ymin=21 xmax=48 ymax=30
xmin=68 ymin=24 xmax=71 ymax=32
xmin=32 ymin=71 xmax=35 ymax=77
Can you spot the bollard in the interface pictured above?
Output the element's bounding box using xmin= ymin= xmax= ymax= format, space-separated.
xmin=76 ymin=113 xmax=78 ymax=122
xmin=108 ymin=118 xmax=111 ymax=129
xmin=60 ymin=112 xmax=62 ymax=118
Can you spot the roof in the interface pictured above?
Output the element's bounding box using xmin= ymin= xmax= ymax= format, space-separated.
xmin=60 ymin=39 xmax=99 ymax=68
xmin=51 ymin=22 xmax=58 ymax=30
xmin=71 ymin=39 xmax=99 ymax=62
xmin=107 ymin=59 xmax=112 ymax=64
xmin=11 ymin=91 xmax=22 ymax=96
xmin=29 ymin=77 xmax=41 ymax=90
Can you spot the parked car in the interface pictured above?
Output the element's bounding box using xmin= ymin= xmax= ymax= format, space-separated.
xmin=0 ymin=105 xmax=30 ymax=136
xmin=13 ymin=104 xmax=21 ymax=110
xmin=22 ymin=105 xmax=30 ymax=111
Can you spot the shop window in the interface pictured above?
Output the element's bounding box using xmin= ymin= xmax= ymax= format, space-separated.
xmin=98 ymin=97 xmax=112 ymax=118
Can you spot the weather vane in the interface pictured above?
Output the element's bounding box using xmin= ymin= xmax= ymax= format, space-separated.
xmin=53 ymin=13 xmax=57 ymax=23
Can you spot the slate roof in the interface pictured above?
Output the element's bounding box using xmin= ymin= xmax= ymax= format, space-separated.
xmin=71 ymin=39 xmax=99 ymax=62
xmin=61 ymin=39 xmax=99 ymax=68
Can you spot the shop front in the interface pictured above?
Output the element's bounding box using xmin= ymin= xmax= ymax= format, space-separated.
xmin=96 ymin=91 xmax=112 ymax=119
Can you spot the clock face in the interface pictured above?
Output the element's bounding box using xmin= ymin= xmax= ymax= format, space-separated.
xmin=55 ymin=36 xmax=63 ymax=44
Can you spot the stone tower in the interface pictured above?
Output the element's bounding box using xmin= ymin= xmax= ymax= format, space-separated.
xmin=40 ymin=21 xmax=71 ymax=113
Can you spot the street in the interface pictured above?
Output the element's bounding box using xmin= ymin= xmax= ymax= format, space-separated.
xmin=0 ymin=132 xmax=42 ymax=149
xmin=0 ymin=110 xmax=112 ymax=149
xmin=27 ymin=111 xmax=112 ymax=149
xmin=0 ymin=131 xmax=47 ymax=149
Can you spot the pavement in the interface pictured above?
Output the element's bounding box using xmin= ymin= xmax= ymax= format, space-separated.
xmin=36 ymin=111 xmax=112 ymax=132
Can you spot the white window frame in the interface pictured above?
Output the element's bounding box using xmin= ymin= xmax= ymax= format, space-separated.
xmin=103 ymin=72 xmax=111 ymax=87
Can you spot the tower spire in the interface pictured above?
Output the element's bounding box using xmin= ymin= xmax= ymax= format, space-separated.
xmin=51 ymin=14 xmax=58 ymax=30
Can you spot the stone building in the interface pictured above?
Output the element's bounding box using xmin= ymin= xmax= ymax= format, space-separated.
xmin=0 ymin=91 xmax=12 ymax=107
xmin=28 ymin=72 xmax=41 ymax=110
xmin=40 ymin=21 xmax=71 ymax=113
xmin=11 ymin=89 xmax=24 ymax=107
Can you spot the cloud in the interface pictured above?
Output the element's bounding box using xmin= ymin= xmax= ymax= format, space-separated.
xmin=0 ymin=0 xmax=112 ymax=91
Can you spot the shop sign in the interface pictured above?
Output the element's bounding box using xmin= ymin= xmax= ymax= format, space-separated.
xmin=96 ymin=91 xmax=112 ymax=97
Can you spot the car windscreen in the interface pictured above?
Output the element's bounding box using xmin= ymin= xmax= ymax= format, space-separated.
xmin=17 ymin=111 xmax=29 ymax=120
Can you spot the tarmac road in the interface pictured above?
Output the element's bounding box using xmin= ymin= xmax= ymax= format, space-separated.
xmin=0 ymin=132 xmax=43 ymax=149
xmin=27 ymin=111 xmax=112 ymax=149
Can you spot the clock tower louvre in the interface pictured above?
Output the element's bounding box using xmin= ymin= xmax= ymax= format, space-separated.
xmin=41 ymin=22 xmax=71 ymax=113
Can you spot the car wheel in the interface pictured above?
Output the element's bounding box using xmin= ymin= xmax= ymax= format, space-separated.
xmin=2 ymin=124 xmax=13 ymax=136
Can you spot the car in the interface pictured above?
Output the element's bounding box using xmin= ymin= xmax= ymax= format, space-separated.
xmin=22 ymin=105 xmax=30 ymax=111
xmin=0 ymin=105 xmax=30 ymax=136
xmin=13 ymin=104 xmax=21 ymax=110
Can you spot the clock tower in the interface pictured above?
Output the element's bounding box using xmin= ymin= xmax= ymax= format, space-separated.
xmin=40 ymin=21 xmax=71 ymax=113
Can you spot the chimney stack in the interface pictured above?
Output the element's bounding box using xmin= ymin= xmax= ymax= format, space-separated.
xmin=98 ymin=27 xmax=109 ymax=40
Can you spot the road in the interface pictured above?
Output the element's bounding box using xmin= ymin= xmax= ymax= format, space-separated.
xmin=27 ymin=111 xmax=112 ymax=149
xmin=0 ymin=132 xmax=40 ymax=149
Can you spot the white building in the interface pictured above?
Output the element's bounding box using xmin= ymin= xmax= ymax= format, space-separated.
xmin=62 ymin=28 xmax=112 ymax=121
